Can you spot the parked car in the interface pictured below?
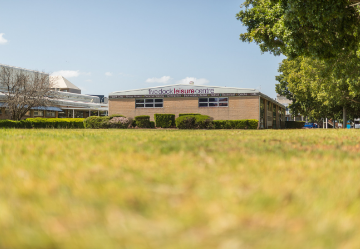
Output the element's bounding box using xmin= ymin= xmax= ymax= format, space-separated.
xmin=304 ymin=122 xmax=318 ymax=128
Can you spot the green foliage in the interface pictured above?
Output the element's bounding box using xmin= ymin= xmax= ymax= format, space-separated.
xmin=134 ymin=115 xmax=151 ymax=128
xmin=109 ymin=114 xmax=125 ymax=118
xmin=285 ymin=121 xmax=306 ymax=129
xmin=0 ymin=120 xmax=24 ymax=128
xmin=175 ymin=115 xmax=213 ymax=129
xmin=213 ymin=119 xmax=259 ymax=129
xmin=275 ymin=56 xmax=360 ymax=122
xmin=150 ymin=121 xmax=155 ymax=128
xmin=26 ymin=118 xmax=85 ymax=128
xmin=179 ymin=113 xmax=201 ymax=117
xmin=236 ymin=0 xmax=360 ymax=59
xmin=0 ymin=118 xmax=85 ymax=129
xmin=83 ymin=116 xmax=110 ymax=129
xmin=154 ymin=114 xmax=175 ymax=128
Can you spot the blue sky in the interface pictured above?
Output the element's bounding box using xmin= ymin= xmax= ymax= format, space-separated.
xmin=0 ymin=0 xmax=285 ymax=98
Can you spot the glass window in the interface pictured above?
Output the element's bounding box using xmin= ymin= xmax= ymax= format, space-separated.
xmin=75 ymin=111 xmax=84 ymax=118
xmin=67 ymin=110 xmax=73 ymax=118
xmin=34 ymin=110 xmax=44 ymax=116
xmin=58 ymin=111 xmax=66 ymax=118
xmin=135 ymin=99 xmax=163 ymax=108
xmin=198 ymin=97 xmax=228 ymax=107
xmin=46 ymin=111 xmax=56 ymax=117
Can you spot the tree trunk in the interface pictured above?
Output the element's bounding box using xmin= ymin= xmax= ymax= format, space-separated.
xmin=343 ymin=107 xmax=346 ymax=129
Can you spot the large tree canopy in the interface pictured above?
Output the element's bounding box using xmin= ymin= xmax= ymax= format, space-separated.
xmin=236 ymin=0 xmax=360 ymax=59
xmin=275 ymin=56 xmax=360 ymax=121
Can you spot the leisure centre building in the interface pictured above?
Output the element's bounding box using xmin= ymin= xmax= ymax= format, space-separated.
xmin=0 ymin=64 xmax=108 ymax=119
xmin=109 ymin=83 xmax=286 ymax=129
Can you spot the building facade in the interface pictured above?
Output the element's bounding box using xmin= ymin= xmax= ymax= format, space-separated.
xmin=0 ymin=64 xmax=108 ymax=119
xmin=109 ymin=84 xmax=286 ymax=129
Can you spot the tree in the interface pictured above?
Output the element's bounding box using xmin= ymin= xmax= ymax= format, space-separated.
xmin=0 ymin=65 xmax=58 ymax=121
xmin=275 ymin=56 xmax=360 ymax=123
xmin=236 ymin=0 xmax=360 ymax=59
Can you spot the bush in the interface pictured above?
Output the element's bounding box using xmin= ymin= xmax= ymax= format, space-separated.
xmin=135 ymin=115 xmax=151 ymax=128
xmin=179 ymin=113 xmax=201 ymax=117
xmin=213 ymin=119 xmax=259 ymax=129
xmin=150 ymin=121 xmax=155 ymax=128
xmin=154 ymin=114 xmax=175 ymax=128
xmin=0 ymin=120 xmax=23 ymax=128
xmin=83 ymin=116 xmax=110 ymax=129
xmin=25 ymin=118 xmax=85 ymax=128
xmin=109 ymin=114 xmax=125 ymax=118
xmin=175 ymin=115 xmax=213 ymax=129
xmin=0 ymin=118 xmax=85 ymax=129
xmin=105 ymin=117 xmax=131 ymax=129
xmin=286 ymin=121 xmax=305 ymax=129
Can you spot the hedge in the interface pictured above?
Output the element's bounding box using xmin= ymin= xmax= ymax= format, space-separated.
xmin=175 ymin=115 xmax=213 ymax=129
xmin=179 ymin=113 xmax=201 ymax=117
xmin=135 ymin=115 xmax=151 ymax=128
xmin=83 ymin=116 xmax=110 ymax=129
xmin=0 ymin=118 xmax=85 ymax=129
xmin=154 ymin=114 xmax=175 ymax=128
xmin=213 ymin=119 xmax=258 ymax=129
xmin=285 ymin=121 xmax=305 ymax=129
xmin=150 ymin=121 xmax=155 ymax=128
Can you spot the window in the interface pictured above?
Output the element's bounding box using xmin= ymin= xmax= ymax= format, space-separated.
xmin=136 ymin=98 xmax=163 ymax=108
xmin=34 ymin=110 xmax=44 ymax=116
xmin=46 ymin=111 xmax=56 ymax=117
xmin=67 ymin=110 xmax=73 ymax=118
xmin=198 ymin=97 xmax=228 ymax=107
xmin=58 ymin=111 xmax=66 ymax=118
xmin=91 ymin=111 xmax=99 ymax=116
xmin=75 ymin=111 xmax=84 ymax=118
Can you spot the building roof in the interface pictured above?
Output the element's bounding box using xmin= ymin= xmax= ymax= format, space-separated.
xmin=50 ymin=75 xmax=81 ymax=90
xmin=109 ymin=83 xmax=285 ymax=108
xmin=109 ymin=83 xmax=259 ymax=95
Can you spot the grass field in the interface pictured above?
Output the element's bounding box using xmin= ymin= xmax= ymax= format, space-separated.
xmin=1 ymin=129 xmax=360 ymax=248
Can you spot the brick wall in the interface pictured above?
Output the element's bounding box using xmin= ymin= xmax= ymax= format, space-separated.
xmin=109 ymin=96 xmax=260 ymax=121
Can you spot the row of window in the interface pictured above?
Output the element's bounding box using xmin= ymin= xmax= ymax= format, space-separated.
xmin=135 ymin=98 xmax=229 ymax=108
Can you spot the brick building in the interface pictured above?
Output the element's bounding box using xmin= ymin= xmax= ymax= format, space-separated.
xmin=109 ymin=83 xmax=286 ymax=129
xmin=0 ymin=64 xmax=108 ymax=119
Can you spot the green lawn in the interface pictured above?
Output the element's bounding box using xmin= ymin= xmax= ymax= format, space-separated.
xmin=1 ymin=129 xmax=360 ymax=248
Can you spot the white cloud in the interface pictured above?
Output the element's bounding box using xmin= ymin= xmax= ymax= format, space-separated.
xmin=51 ymin=70 xmax=80 ymax=78
xmin=146 ymin=76 xmax=172 ymax=84
xmin=0 ymin=33 xmax=8 ymax=45
xmin=105 ymin=72 xmax=112 ymax=76
xmin=177 ymin=77 xmax=209 ymax=85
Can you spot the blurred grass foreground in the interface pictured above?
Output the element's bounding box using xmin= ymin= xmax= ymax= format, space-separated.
xmin=1 ymin=129 xmax=360 ymax=248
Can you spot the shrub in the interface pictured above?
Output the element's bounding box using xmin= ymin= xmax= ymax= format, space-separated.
xmin=0 ymin=120 xmax=23 ymax=128
xmin=109 ymin=114 xmax=125 ymax=118
xmin=135 ymin=115 xmax=151 ymax=128
xmin=83 ymin=116 xmax=110 ymax=129
xmin=105 ymin=117 xmax=131 ymax=129
xmin=179 ymin=113 xmax=201 ymax=117
xmin=150 ymin=121 xmax=155 ymax=128
xmin=286 ymin=121 xmax=305 ymax=129
xmin=247 ymin=119 xmax=259 ymax=129
xmin=213 ymin=119 xmax=259 ymax=129
xmin=25 ymin=118 xmax=85 ymax=129
xmin=175 ymin=115 xmax=213 ymax=129
xmin=154 ymin=114 xmax=175 ymax=128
